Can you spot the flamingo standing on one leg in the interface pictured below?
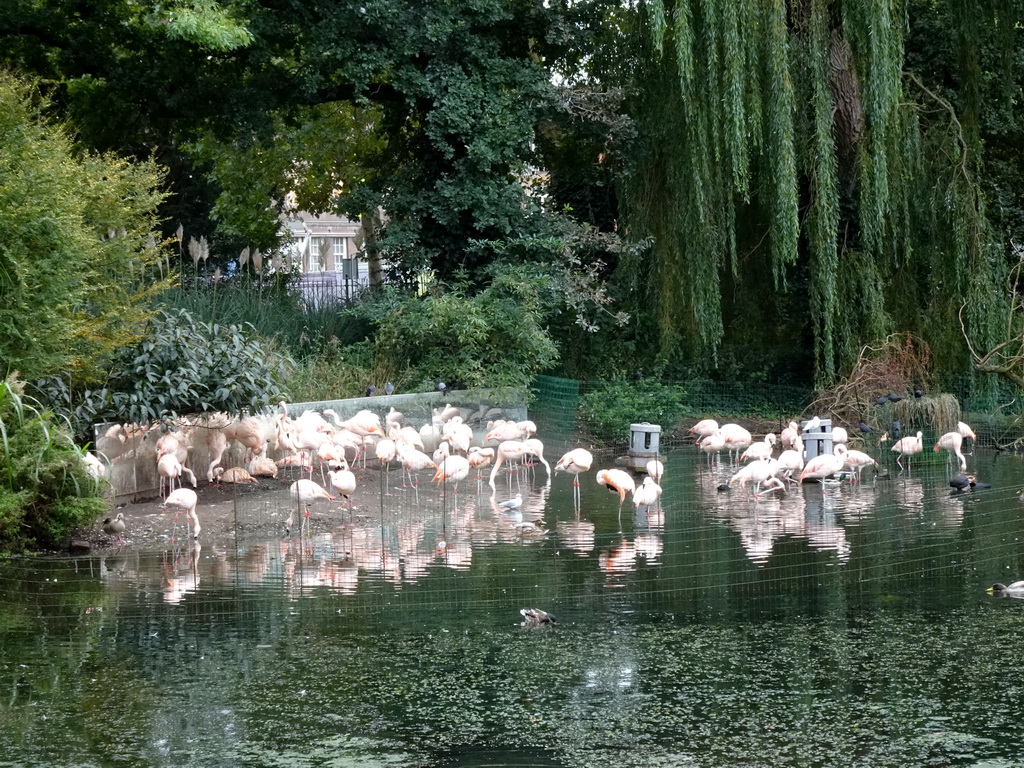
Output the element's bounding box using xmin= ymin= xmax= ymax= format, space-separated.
xmin=595 ymin=468 xmax=636 ymax=510
xmin=287 ymin=479 xmax=335 ymax=536
xmin=468 ymin=447 xmax=495 ymax=495
xmin=433 ymin=454 xmax=471 ymax=499
xmin=555 ymin=448 xmax=594 ymax=510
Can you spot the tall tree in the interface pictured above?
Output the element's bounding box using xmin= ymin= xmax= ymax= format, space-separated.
xmin=0 ymin=72 xmax=169 ymax=386
xmin=606 ymin=0 xmax=1021 ymax=383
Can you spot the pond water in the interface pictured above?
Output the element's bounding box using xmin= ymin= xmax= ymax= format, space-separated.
xmin=4 ymin=442 xmax=1024 ymax=767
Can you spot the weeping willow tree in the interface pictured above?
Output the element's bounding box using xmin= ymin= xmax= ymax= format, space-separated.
xmin=615 ymin=0 xmax=1018 ymax=384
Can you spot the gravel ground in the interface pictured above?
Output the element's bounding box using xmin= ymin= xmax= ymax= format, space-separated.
xmin=61 ymin=467 xmax=399 ymax=554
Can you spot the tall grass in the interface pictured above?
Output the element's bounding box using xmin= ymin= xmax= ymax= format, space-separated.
xmin=164 ymin=278 xmax=370 ymax=361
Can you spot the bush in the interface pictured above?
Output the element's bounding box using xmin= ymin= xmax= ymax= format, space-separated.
xmin=352 ymin=266 xmax=559 ymax=391
xmin=579 ymin=380 xmax=689 ymax=443
xmin=74 ymin=308 xmax=292 ymax=430
xmin=0 ymin=376 xmax=106 ymax=551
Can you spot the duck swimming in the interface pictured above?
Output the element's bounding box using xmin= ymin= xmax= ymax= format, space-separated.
xmin=987 ymin=581 xmax=1024 ymax=597
xmin=520 ymin=608 xmax=557 ymax=625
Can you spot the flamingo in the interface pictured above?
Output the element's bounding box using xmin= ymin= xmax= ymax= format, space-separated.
xmin=831 ymin=426 xmax=849 ymax=447
xmin=776 ymin=437 xmax=804 ymax=483
xmin=328 ymin=463 xmax=357 ymax=509
xmin=375 ymin=436 xmax=398 ymax=492
xmin=163 ymin=488 xmax=200 ymax=540
xmin=595 ymin=468 xmax=635 ymax=508
xmin=396 ymin=441 xmax=437 ymax=491
xmin=522 ymin=437 xmax=551 ymax=479
xmin=287 ymin=479 xmax=335 ymax=536
xmin=432 ymin=454 xmax=471 ymax=498
xmin=468 ymin=446 xmax=495 ymax=494
xmin=488 ymin=440 xmax=527 ymax=491
xmin=645 ymin=459 xmax=664 ymax=483
xmin=720 ymin=423 xmax=753 ymax=463
xmin=213 ymin=466 xmax=258 ymax=484
xmin=699 ymin=431 xmax=726 ymax=464
xmin=247 ymin=456 xmax=279 ymax=478
xmin=741 ymin=433 xmax=777 ymax=462
xmin=957 ymin=421 xmax=977 ymax=443
xmin=729 ymin=457 xmax=780 ymax=496
xmin=779 ymin=421 xmax=800 ymax=450
xmin=224 ymin=416 xmax=266 ymax=461
xmin=83 ymin=452 xmax=106 ymax=479
xmin=485 ymin=420 xmax=523 ymax=445
xmin=835 ymin=444 xmax=878 ymax=482
xmin=556 ymin=447 xmax=593 ymax=509
xmin=891 ymin=431 xmax=924 ymax=471
xmin=632 ymin=476 xmax=662 ymax=507
xmin=798 ymin=452 xmax=845 ymax=483
xmin=385 ymin=406 xmax=403 ymax=426
xmin=158 ymin=453 xmax=196 ymax=496
xmin=689 ymin=419 xmax=719 ymax=443
xmin=934 ymin=431 xmax=967 ymax=472
xmin=102 ymin=512 xmax=126 ymax=546
xmin=206 ymin=427 xmax=228 ymax=482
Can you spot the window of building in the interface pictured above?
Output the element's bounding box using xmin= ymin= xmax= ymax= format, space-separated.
xmin=333 ymin=238 xmax=346 ymax=271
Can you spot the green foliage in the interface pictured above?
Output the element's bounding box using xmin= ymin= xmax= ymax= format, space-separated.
xmin=0 ymin=376 xmax=106 ymax=551
xmin=285 ymin=340 xmax=379 ymax=403
xmin=353 ymin=267 xmax=559 ymax=391
xmin=0 ymin=72 xmax=171 ymax=386
xmin=579 ymin=380 xmax=688 ymax=443
xmin=78 ymin=308 xmax=292 ymax=428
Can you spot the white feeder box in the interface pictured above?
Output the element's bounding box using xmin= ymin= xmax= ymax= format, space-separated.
xmin=621 ymin=422 xmax=662 ymax=470
xmin=801 ymin=418 xmax=833 ymax=461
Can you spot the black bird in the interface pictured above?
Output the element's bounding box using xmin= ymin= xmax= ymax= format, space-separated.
xmin=384 ymin=381 xmax=395 ymax=396
xmin=887 ymin=392 xmax=903 ymax=403
xmin=951 ymin=474 xmax=991 ymax=492
xmin=858 ymin=421 xmax=874 ymax=434
xmin=914 ymin=387 xmax=923 ymax=398
xmin=874 ymin=395 xmax=889 ymax=406
xmin=891 ymin=419 xmax=902 ymax=439
xmin=365 ymin=384 xmax=377 ymax=397
xmin=633 ymin=369 xmax=644 ymax=381
xmin=520 ymin=608 xmax=557 ymax=625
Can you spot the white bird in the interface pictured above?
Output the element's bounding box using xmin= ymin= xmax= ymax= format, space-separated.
xmin=432 ymin=454 xmax=471 ymax=497
xmin=719 ymin=423 xmax=753 ymax=462
xmin=729 ymin=457 xmax=780 ymax=496
xmin=957 ymin=421 xmax=977 ymax=442
xmin=741 ymin=433 xmax=776 ymax=462
xmin=328 ymin=464 xmax=357 ymax=509
xmin=214 ymin=466 xmax=257 ymax=484
xmin=499 ymin=493 xmax=523 ymax=510
xmin=158 ymin=453 xmax=196 ymax=496
xmin=522 ymin=437 xmax=551 ymax=479
xmin=632 ymin=476 xmax=662 ymax=507
xmin=835 ymin=444 xmax=878 ymax=482
xmin=700 ymin=431 xmax=726 ymax=463
xmin=689 ymin=419 xmax=719 ymax=443
xmin=776 ymin=439 xmax=804 ymax=483
xmin=163 ymin=488 xmax=200 ymax=540
xmin=934 ymin=431 xmax=967 ymax=472
xmin=287 ymin=479 xmax=335 ymax=535
xmin=555 ymin=448 xmax=594 ymax=509
xmin=831 ymin=426 xmax=849 ymax=446
xmin=798 ymin=452 xmax=845 ymax=483
xmin=645 ymin=459 xmax=664 ymax=483
xmin=803 ymin=416 xmax=822 ymax=433
xmin=891 ymin=431 xmax=924 ymax=471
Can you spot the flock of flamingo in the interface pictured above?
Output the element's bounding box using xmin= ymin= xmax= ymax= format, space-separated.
xmin=96 ymin=400 xmax=667 ymax=546
xmin=690 ymin=416 xmax=979 ymax=497
xmin=93 ymin=394 xmax=981 ymax=546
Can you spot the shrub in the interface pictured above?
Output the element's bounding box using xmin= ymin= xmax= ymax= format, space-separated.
xmin=0 ymin=376 xmax=106 ymax=551
xmin=579 ymin=380 xmax=689 ymax=443
xmin=75 ymin=308 xmax=292 ymax=430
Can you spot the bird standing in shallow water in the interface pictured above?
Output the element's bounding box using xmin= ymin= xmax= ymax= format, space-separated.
xmin=499 ymin=493 xmax=523 ymax=510
xmin=102 ymin=512 xmax=126 ymax=546
xmin=163 ymin=488 xmax=200 ymax=540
